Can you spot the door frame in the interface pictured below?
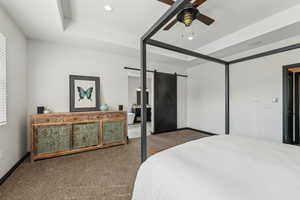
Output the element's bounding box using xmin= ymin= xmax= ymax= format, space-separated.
xmin=283 ymin=63 xmax=300 ymax=144
xmin=295 ymin=72 xmax=300 ymax=144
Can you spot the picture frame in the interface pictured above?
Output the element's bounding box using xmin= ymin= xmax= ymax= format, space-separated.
xmin=69 ymin=75 xmax=100 ymax=112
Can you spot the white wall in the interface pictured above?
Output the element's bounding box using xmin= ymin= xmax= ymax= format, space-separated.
xmin=27 ymin=40 xmax=187 ymax=130
xmin=229 ymin=49 xmax=300 ymax=142
xmin=187 ymin=62 xmax=225 ymax=134
xmin=0 ymin=7 xmax=27 ymax=178
xmin=187 ymin=39 xmax=300 ymax=142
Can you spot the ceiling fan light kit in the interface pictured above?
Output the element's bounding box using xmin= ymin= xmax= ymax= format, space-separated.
xmin=181 ymin=27 xmax=195 ymax=40
xmin=177 ymin=7 xmax=198 ymax=27
xmin=158 ymin=0 xmax=215 ymax=31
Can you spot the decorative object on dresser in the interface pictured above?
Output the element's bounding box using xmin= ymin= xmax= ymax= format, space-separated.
xmin=43 ymin=106 xmax=52 ymax=114
xmin=37 ymin=106 xmax=45 ymax=114
xmin=100 ymin=104 xmax=109 ymax=111
xmin=30 ymin=111 xmax=127 ymax=161
xmin=69 ymin=75 xmax=100 ymax=112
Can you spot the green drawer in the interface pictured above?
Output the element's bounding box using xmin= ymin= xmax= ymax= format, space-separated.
xmin=37 ymin=125 xmax=71 ymax=154
xmin=103 ymin=121 xmax=124 ymax=144
xmin=73 ymin=123 xmax=99 ymax=149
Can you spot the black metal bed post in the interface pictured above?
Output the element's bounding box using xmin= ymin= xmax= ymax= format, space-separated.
xmin=225 ymin=63 xmax=230 ymax=135
xmin=147 ymin=39 xmax=226 ymax=65
xmin=228 ymin=43 xmax=300 ymax=64
xmin=140 ymin=0 xmax=191 ymax=163
xmin=140 ymin=41 xmax=147 ymax=163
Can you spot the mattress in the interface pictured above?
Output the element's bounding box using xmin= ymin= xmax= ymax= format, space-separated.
xmin=132 ymin=135 xmax=300 ymax=200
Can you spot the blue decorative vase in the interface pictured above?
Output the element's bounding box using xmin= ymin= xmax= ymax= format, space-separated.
xmin=100 ymin=104 xmax=109 ymax=111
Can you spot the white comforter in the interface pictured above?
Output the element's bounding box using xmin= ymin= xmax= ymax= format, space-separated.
xmin=132 ymin=135 xmax=300 ymax=200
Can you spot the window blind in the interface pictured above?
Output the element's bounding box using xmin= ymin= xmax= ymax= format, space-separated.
xmin=0 ymin=34 xmax=6 ymax=125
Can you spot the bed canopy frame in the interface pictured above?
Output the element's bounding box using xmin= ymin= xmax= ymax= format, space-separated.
xmin=140 ymin=0 xmax=300 ymax=162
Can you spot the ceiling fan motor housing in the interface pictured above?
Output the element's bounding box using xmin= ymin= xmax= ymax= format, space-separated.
xmin=177 ymin=7 xmax=199 ymax=27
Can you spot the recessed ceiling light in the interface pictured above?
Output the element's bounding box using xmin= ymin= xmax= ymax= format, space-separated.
xmin=104 ymin=5 xmax=113 ymax=12
xmin=188 ymin=36 xmax=194 ymax=40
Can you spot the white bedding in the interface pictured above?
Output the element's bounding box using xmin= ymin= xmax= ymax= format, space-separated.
xmin=132 ymin=135 xmax=300 ymax=200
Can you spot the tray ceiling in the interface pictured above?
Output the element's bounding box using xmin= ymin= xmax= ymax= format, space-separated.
xmin=1 ymin=0 xmax=300 ymax=66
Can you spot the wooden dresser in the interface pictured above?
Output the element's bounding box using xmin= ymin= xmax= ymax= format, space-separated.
xmin=31 ymin=111 xmax=127 ymax=161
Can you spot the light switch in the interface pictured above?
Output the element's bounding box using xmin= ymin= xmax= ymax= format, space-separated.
xmin=272 ymin=98 xmax=278 ymax=103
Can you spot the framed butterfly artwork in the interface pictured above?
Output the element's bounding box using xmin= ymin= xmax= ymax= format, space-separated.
xmin=69 ymin=75 xmax=100 ymax=112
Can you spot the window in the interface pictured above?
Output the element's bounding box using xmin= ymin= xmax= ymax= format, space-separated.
xmin=0 ymin=34 xmax=6 ymax=125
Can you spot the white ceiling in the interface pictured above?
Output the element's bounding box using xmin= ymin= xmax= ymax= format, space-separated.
xmin=1 ymin=0 xmax=300 ymax=67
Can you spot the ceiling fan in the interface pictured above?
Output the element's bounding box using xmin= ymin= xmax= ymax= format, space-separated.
xmin=158 ymin=0 xmax=215 ymax=31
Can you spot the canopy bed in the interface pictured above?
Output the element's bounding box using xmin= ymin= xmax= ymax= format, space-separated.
xmin=139 ymin=0 xmax=300 ymax=163
xmin=134 ymin=0 xmax=300 ymax=198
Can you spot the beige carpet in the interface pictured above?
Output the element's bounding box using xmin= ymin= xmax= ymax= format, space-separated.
xmin=0 ymin=130 xmax=210 ymax=200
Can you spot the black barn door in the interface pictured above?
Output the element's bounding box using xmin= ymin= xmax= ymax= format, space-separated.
xmin=154 ymin=72 xmax=177 ymax=133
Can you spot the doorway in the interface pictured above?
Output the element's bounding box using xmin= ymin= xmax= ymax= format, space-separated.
xmin=127 ymin=74 xmax=153 ymax=138
xmin=125 ymin=69 xmax=180 ymax=136
xmin=283 ymin=64 xmax=300 ymax=145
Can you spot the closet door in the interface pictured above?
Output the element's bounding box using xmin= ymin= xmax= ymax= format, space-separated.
xmin=154 ymin=72 xmax=177 ymax=133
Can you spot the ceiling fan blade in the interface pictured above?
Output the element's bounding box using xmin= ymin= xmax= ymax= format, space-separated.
xmin=163 ymin=19 xmax=178 ymax=30
xmin=158 ymin=0 xmax=175 ymax=6
xmin=196 ymin=13 xmax=215 ymax=25
xmin=192 ymin=0 xmax=207 ymax=7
